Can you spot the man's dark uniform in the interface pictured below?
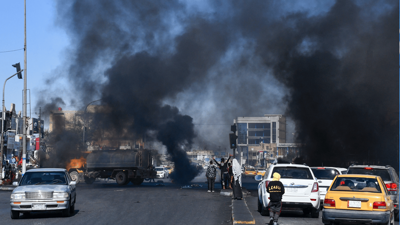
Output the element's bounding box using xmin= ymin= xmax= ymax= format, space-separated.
xmin=267 ymin=172 xmax=285 ymax=225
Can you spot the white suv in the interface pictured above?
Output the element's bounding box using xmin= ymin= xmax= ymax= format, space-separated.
xmin=311 ymin=167 xmax=347 ymax=207
xmin=255 ymin=163 xmax=320 ymax=218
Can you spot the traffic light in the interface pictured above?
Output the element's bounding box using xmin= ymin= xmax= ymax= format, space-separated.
xmin=231 ymin=124 xmax=236 ymax=133
xmin=229 ymin=133 xmax=237 ymax=149
xmin=12 ymin=63 xmax=23 ymax=79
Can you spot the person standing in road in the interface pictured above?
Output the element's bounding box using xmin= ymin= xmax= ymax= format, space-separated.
xmin=206 ymin=161 xmax=217 ymax=192
xmin=232 ymin=158 xmax=243 ymax=200
xmin=213 ymin=155 xmax=232 ymax=189
xmin=267 ymin=172 xmax=285 ymax=225
xmin=227 ymin=163 xmax=233 ymax=189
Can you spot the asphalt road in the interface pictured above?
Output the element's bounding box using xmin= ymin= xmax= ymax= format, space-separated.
xmin=0 ymin=173 xmax=232 ymax=225
xmin=242 ymin=175 xmax=400 ymax=225
xmin=2 ymin=172 xmax=398 ymax=225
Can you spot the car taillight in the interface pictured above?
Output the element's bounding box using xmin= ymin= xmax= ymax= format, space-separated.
xmin=324 ymin=199 xmax=335 ymax=207
xmin=312 ymin=182 xmax=319 ymax=192
xmin=373 ymin=201 xmax=387 ymax=209
xmin=265 ymin=181 xmax=270 ymax=189
xmin=364 ymin=167 xmax=373 ymax=170
xmin=386 ymin=183 xmax=398 ymax=192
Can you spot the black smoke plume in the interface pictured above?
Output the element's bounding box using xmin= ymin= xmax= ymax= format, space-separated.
xmin=36 ymin=0 xmax=398 ymax=179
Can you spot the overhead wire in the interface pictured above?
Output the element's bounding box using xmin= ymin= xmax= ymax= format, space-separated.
xmin=0 ymin=48 xmax=24 ymax=53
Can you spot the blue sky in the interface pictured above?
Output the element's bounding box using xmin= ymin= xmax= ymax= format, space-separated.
xmin=0 ymin=1 xmax=68 ymax=116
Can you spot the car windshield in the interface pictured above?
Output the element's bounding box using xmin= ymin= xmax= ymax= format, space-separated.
xmin=155 ymin=168 xmax=164 ymax=171
xmin=330 ymin=177 xmax=382 ymax=193
xmin=271 ymin=167 xmax=313 ymax=180
xmin=347 ymin=168 xmax=391 ymax=181
xmin=312 ymin=168 xmax=339 ymax=180
xmin=19 ymin=172 xmax=68 ymax=186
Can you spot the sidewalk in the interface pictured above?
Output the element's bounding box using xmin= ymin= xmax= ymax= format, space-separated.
xmin=0 ymin=185 xmax=15 ymax=191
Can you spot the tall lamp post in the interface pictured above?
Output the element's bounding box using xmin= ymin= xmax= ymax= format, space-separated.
xmin=22 ymin=0 xmax=28 ymax=176
xmin=0 ymin=64 xmax=23 ymax=179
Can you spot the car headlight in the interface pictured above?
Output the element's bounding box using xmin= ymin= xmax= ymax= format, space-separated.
xmin=53 ymin=192 xmax=69 ymax=198
xmin=11 ymin=193 xmax=25 ymax=200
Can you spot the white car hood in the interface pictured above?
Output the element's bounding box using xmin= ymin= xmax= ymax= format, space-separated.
xmin=13 ymin=185 xmax=70 ymax=193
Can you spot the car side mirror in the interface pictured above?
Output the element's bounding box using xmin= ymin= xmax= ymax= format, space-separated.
xmin=12 ymin=181 xmax=19 ymax=186
xmin=69 ymin=181 xmax=77 ymax=186
xmin=255 ymin=175 xmax=262 ymax=182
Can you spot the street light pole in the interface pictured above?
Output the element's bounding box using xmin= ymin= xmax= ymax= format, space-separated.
xmin=0 ymin=70 xmax=23 ymax=179
xmin=22 ymin=0 xmax=28 ymax=176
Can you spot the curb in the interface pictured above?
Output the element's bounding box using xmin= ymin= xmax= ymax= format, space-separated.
xmin=232 ymin=197 xmax=255 ymax=224
xmin=221 ymin=188 xmax=251 ymax=197
xmin=0 ymin=186 xmax=15 ymax=191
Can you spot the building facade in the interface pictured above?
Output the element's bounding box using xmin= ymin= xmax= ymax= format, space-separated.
xmin=234 ymin=114 xmax=286 ymax=166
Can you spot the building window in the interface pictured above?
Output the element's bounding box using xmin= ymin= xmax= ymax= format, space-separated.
xmin=238 ymin=123 xmax=247 ymax=144
xmin=248 ymin=123 xmax=270 ymax=129
xmin=272 ymin=122 xmax=276 ymax=143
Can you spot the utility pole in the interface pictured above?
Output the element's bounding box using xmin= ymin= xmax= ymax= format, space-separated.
xmin=38 ymin=107 xmax=41 ymax=149
xmin=22 ymin=0 xmax=28 ymax=176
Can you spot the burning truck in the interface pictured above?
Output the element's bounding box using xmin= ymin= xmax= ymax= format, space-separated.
xmin=66 ymin=149 xmax=157 ymax=185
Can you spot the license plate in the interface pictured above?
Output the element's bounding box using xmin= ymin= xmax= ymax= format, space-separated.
xmin=287 ymin=188 xmax=298 ymax=192
xmin=348 ymin=201 xmax=361 ymax=208
xmin=32 ymin=204 xmax=46 ymax=210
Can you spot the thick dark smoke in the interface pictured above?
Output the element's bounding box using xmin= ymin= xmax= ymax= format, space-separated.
xmin=243 ymin=1 xmax=399 ymax=167
xmin=36 ymin=0 xmax=398 ymax=181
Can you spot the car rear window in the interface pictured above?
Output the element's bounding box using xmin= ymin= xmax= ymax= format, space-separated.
xmin=347 ymin=168 xmax=391 ymax=181
xmin=330 ymin=177 xmax=382 ymax=193
xmin=271 ymin=167 xmax=313 ymax=180
xmin=247 ymin=168 xmax=255 ymax=171
xmin=311 ymin=168 xmax=339 ymax=180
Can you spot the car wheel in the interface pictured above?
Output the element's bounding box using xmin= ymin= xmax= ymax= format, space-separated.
xmin=62 ymin=201 xmax=71 ymax=217
xmin=69 ymin=171 xmax=80 ymax=184
xmin=70 ymin=203 xmax=75 ymax=215
xmin=310 ymin=208 xmax=319 ymax=218
xmin=257 ymin=198 xmax=262 ymax=212
xmin=395 ymin=211 xmax=399 ymax=221
xmin=259 ymin=199 xmax=269 ymax=216
xmin=302 ymin=208 xmax=311 ymax=216
xmin=10 ymin=210 xmax=19 ymax=219
xmin=116 ymin=171 xmax=128 ymax=185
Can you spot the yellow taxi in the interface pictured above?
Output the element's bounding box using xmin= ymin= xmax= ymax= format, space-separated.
xmin=244 ymin=167 xmax=257 ymax=176
xmin=256 ymin=168 xmax=266 ymax=176
xmin=322 ymin=174 xmax=395 ymax=225
xmin=165 ymin=166 xmax=173 ymax=174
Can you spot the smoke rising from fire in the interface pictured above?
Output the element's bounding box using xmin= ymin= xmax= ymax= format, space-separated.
xmin=37 ymin=0 xmax=398 ymax=179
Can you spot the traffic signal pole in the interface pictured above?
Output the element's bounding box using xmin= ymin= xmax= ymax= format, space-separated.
xmin=22 ymin=0 xmax=28 ymax=176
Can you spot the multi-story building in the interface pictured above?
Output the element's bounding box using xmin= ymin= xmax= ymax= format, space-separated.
xmin=233 ymin=114 xmax=286 ymax=166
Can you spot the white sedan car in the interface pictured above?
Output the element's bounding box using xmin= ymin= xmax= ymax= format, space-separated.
xmin=255 ymin=163 xmax=320 ymax=218
xmin=155 ymin=167 xmax=165 ymax=178
xmin=10 ymin=168 xmax=77 ymax=219
xmin=310 ymin=166 xmax=347 ymax=207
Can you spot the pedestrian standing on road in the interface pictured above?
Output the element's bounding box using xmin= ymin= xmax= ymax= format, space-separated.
xmin=206 ymin=161 xmax=217 ymax=192
xmin=267 ymin=172 xmax=285 ymax=225
xmin=4 ymin=161 xmax=11 ymax=179
xmin=232 ymin=158 xmax=243 ymax=200
xmin=148 ymin=164 xmax=155 ymax=182
xmin=227 ymin=163 xmax=233 ymax=189
xmin=213 ymin=155 xmax=232 ymax=189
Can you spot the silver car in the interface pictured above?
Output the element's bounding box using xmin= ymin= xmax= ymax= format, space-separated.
xmin=10 ymin=168 xmax=77 ymax=219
